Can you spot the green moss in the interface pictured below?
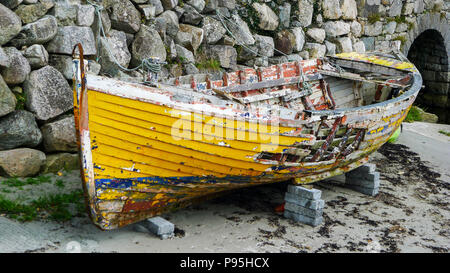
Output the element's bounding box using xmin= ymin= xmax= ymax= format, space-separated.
xmin=393 ymin=35 xmax=407 ymax=47
xmin=438 ymin=130 xmax=450 ymax=137
xmin=195 ymin=58 xmax=221 ymax=71
xmin=404 ymin=106 xmax=423 ymax=123
xmin=368 ymin=14 xmax=381 ymax=24
xmin=14 ymin=92 xmax=26 ymax=110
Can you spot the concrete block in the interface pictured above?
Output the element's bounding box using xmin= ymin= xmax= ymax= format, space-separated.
xmin=285 ymin=202 xmax=323 ymax=218
xmin=346 ymin=176 xmax=380 ymax=188
xmin=287 ymin=185 xmax=322 ymax=200
xmin=284 ymin=210 xmax=323 ymax=227
xmin=284 ymin=192 xmax=325 ymax=210
xmin=346 ymin=185 xmax=379 ymax=196
xmin=346 ymin=163 xmax=376 ymax=176
xmin=141 ymin=216 xmax=174 ymax=239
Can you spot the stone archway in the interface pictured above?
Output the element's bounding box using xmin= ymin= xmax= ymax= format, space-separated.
xmin=403 ymin=12 xmax=450 ymax=123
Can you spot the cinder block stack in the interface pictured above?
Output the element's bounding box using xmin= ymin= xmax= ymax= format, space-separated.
xmin=283 ymin=185 xmax=324 ymax=227
xmin=344 ymin=163 xmax=380 ymax=196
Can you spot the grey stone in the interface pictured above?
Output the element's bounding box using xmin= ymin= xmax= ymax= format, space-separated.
xmin=237 ymin=44 xmax=258 ymax=61
xmin=414 ymin=0 xmax=425 ymax=13
xmin=353 ymin=40 xmax=366 ymax=53
xmin=46 ymin=26 xmax=97 ymax=55
xmin=99 ymin=29 xmax=131 ymax=76
xmin=140 ymin=4 xmax=156 ymax=20
xmin=142 ymin=216 xmax=175 ymax=238
xmin=364 ymin=21 xmax=383 ymax=36
xmin=346 ymin=176 xmax=381 ymax=188
xmin=323 ymin=0 xmax=342 ymax=19
xmin=341 ymin=0 xmax=357 ymax=19
xmin=306 ymin=28 xmax=326 ymax=43
xmin=218 ymin=0 xmax=235 ymax=10
xmin=183 ymin=63 xmax=199 ymax=75
xmin=202 ymin=16 xmax=226 ymax=44
xmin=179 ymin=24 xmax=203 ymax=52
xmin=14 ymin=2 xmax=49 ymax=24
xmin=149 ymin=0 xmax=164 ymax=15
xmin=175 ymin=44 xmax=194 ymax=64
xmin=159 ymin=10 xmax=179 ymax=38
xmin=0 ymin=110 xmax=42 ymax=150
xmin=389 ymin=0 xmax=402 ymax=17
xmin=9 ymin=15 xmax=58 ymax=47
xmin=304 ymin=43 xmax=326 ymax=58
xmin=350 ymin=21 xmax=362 ymax=37
xmin=181 ymin=4 xmax=203 ymax=25
xmin=361 ymin=36 xmax=375 ymax=51
xmin=42 ymin=153 xmax=79 ymax=174
xmin=296 ymin=0 xmax=313 ymax=27
xmin=335 ymin=36 xmax=353 ymax=53
xmin=175 ymin=31 xmax=192 ymax=48
xmin=0 ymin=47 xmax=9 ymax=68
xmin=23 ymin=44 xmax=48 ymax=69
xmin=77 ymin=4 xmax=95 ymax=26
xmin=48 ymin=54 xmax=73 ymax=80
xmin=51 ymin=2 xmax=77 ymax=26
xmin=203 ymin=0 xmax=218 ymax=13
xmin=324 ymin=21 xmax=350 ymax=37
xmin=383 ymin=21 xmax=397 ymax=35
xmin=224 ymin=14 xmax=254 ymax=45
xmin=402 ymin=2 xmax=414 ymax=15
xmin=161 ymin=0 xmax=178 ymax=10
xmin=0 ymin=148 xmax=46 ymax=177
xmin=40 ymin=115 xmax=77 ymax=152
xmin=287 ymin=185 xmax=322 ymax=200
xmin=252 ymin=2 xmax=279 ymax=31
xmin=105 ymin=0 xmax=141 ymax=33
xmin=278 ymin=2 xmax=290 ymax=28
xmin=92 ymin=9 xmax=111 ymax=38
xmin=292 ymin=27 xmax=305 ymax=52
xmin=284 ymin=210 xmax=323 ymax=226
xmin=204 ymin=45 xmax=237 ymax=69
xmin=0 ymin=0 xmax=22 ymax=9
xmin=131 ymin=25 xmax=167 ymax=66
xmin=0 ymin=47 xmax=30 ymax=85
xmin=0 ymin=75 xmax=15 ymax=117
xmin=0 ymin=3 xmax=22 ymax=45
xmin=23 ymin=65 xmax=72 ymax=121
xmin=187 ymin=0 xmax=205 ymax=12
xmin=254 ymin=34 xmax=274 ymax=58
xmin=325 ymin=40 xmax=336 ymax=55
xmin=345 ymin=184 xmax=379 ymax=196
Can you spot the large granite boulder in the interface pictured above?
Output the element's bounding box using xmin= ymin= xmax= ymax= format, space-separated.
xmin=323 ymin=0 xmax=342 ymax=19
xmin=14 ymin=2 xmax=50 ymax=24
xmin=23 ymin=66 xmax=72 ymax=121
xmin=42 ymin=153 xmax=80 ymax=174
xmin=202 ymin=17 xmax=226 ymax=44
xmin=254 ymin=35 xmax=274 ymax=57
xmin=0 ymin=47 xmax=31 ymax=85
xmin=22 ymin=44 xmax=48 ymax=69
xmin=0 ymin=47 xmax=9 ymax=68
xmin=158 ymin=10 xmax=179 ymax=38
xmin=161 ymin=0 xmax=178 ymax=10
xmin=99 ymin=29 xmax=131 ymax=76
xmin=48 ymin=54 xmax=73 ymax=80
xmin=181 ymin=4 xmax=203 ymax=25
xmin=40 ymin=115 xmax=77 ymax=152
xmin=9 ymin=15 xmax=58 ymax=47
xmin=0 ymin=148 xmax=46 ymax=177
xmin=324 ymin=21 xmax=351 ymax=37
xmin=252 ymin=2 xmax=279 ymax=31
xmin=131 ymin=25 xmax=167 ymax=66
xmin=275 ymin=30 xmax=296 ymax=55
xmin=296 ymin=0 xmax=313 ymax=27
xmin=0 ymin=3 xmax=22 ymax=45
xmin=179 ymin=24 xmax=203 ymax=52
xmin=204 ymin=45 xmax=237 ymax=69
xmin=105 ymin=0 xmax=141 ymax=33
xmin=0 ymin=75 xmax=16 ymax=117
xmin=46 ymin=26 xmax=97 ymax=55
xmin=224 ymin=14 xmax=254 ymax=45
xmin=0 ymin=110 xmax=42 ymax=150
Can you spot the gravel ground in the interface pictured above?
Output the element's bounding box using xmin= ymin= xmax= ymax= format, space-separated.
xmin=0 ymin=122 xmax=449 ymax=253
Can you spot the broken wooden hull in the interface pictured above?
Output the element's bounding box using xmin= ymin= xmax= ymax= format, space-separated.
xmin=72 ymin=49 xmax=422 ymax=229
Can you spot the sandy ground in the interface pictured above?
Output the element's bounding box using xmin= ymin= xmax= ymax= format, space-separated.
xmin=0 ymin=121 xmax=449 ymax=253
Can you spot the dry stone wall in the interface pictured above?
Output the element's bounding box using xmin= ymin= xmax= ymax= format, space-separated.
xmin=0 ymin=0 xmax=449 ymax=177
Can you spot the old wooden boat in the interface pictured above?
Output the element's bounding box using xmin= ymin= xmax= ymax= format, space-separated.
xmin=72 ymin=44 xmax=422 ymax=230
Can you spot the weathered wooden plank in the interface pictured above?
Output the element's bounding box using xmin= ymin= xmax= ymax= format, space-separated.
xmin=215 ymin=73 xmax=323 ymax=93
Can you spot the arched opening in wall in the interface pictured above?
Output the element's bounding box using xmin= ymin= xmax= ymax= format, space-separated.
xmin=407 ymin=29 xmax=450 ymax=124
